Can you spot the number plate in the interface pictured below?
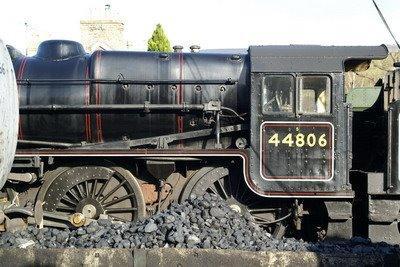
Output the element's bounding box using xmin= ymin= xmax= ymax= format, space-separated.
xmin=260 ymin=122 xmax=334 ymax=180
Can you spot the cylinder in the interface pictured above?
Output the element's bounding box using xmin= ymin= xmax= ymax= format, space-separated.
xmin=0 ymin=39 xmax=19 ymax=189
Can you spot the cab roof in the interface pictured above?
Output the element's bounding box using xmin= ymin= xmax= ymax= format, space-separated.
xmin=249 ymin=45 xmax=388 ymax=72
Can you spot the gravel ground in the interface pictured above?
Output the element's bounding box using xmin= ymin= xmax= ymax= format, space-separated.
xmin=0 ymin=193 xmax=398 ymax=255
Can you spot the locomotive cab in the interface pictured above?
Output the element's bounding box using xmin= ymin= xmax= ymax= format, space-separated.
xmin=246 ymin=45 xmax=388 ymax=198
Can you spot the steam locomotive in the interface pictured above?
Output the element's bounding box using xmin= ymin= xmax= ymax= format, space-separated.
xmin=1 ymin=39 xmax=399 ymax=243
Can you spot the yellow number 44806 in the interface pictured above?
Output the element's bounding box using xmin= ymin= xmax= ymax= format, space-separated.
xmin=268 ymin=133 xmax=327 ymax=148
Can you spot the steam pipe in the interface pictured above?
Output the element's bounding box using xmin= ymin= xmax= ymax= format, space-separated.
xmin=20 ymin=103 xmax=207 ymax=114
xmin=17 ymin=78 xmax=237 ymax=86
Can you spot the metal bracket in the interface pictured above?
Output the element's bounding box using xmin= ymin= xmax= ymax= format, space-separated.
xmin=214 ymin=111 xmax=222 ymax=149
xmin=156 ymin=137 xmax=170 ymax=149
xmin=12 ymin=156 xmax=44 ymax=178
xmin=203 ymin=101 xmax=221 ymax=112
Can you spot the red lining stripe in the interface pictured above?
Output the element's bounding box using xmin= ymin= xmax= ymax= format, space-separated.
xmin=84 ymin=66 xmax=91 ymax=142
xmin=95 ymin=51 xmax=104 ymax=142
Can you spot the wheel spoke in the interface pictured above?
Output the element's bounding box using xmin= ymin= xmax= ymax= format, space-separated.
xmin=85 ymin=181 xmax=90 ymax=198
xmin=100 ymin=180 xmax=127 ymax=203
xmin=106 ymin=207 xmax=137 ymax=213
xmin=61 ymin=196 xmax=78 ymax=207
xmin=103 ymin=193 xmax=135 ymax=207
xmin=56 ymin=205 xmax=76 ymax=212
xmin=206 ymin=185 xmax=218 ymax=195
xmin=235 ymin=174 xmax=241 ymax=199
xmin=75 ymin=184 xmax=85 ymax=199
xmin=227 ymin=174 xmax=233 ymax=197
xmin=67 ymin=190 xmax=81 ymax=203
xmin=239 ymin=184 xmax=247 ymax=201
xmin=215 ymin=178 xmax=229 ymax=199
xmin=91 ymin=179 xmax=98 ymax=198
xmin=96 ymin=178 xmax=112 ymax=200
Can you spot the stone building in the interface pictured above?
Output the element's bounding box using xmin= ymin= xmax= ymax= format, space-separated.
xmin=80 ymin=4 xmax=132 ymax=53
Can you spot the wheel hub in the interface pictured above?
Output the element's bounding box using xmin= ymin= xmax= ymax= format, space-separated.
xmin=82 ymin=204 xmax=97 ymax=219
xmin=229 ymin=204 xmax=242 ymax=213
xmin=226 ymin=197 xmax=249 ymax=215
xmin=76 ymin=198 xmax=104 ymax=219
xmin=71 ymin=213 xmax=86 ymax=227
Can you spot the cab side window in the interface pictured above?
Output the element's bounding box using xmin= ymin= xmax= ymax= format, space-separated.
xmin=299 ymin=76 xmax=331 ymax=114
xmin=262 ymin=75 xmax=294 ymax=114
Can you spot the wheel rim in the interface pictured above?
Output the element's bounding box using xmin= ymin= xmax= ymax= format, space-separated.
xmin=37 ymin=166 xmax=146 ymax=222
xmin=180 ymin=167 xmax=289 ymax=237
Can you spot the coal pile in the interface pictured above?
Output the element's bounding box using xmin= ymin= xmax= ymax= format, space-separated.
xmin=0 ymin=193 xmax=399 ymax=255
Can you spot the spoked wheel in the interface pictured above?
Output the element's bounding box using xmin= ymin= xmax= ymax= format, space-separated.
xmin=180 ymin=166 xmax=290 ymax=238
xmin=36 ymin=166 xmax=146 ymax=225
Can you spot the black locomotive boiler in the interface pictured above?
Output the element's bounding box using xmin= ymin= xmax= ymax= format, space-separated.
xmin=3 ymin=39 xmax=399 ymax=242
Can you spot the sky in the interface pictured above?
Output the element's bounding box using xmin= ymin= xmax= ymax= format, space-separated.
xmin=0 ymin=0 xmax=399 ymax=53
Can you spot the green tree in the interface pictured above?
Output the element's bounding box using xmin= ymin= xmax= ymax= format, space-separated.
xmin=147 ymin=24 xmax=172 ymax=52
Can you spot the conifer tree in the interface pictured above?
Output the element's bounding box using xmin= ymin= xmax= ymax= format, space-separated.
xmin=147 ymin=24 xmax=172 ymax=52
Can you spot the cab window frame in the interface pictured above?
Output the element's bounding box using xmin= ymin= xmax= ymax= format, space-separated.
xmin=261 ymin=74 xmax=296 ymax=115
xmin=296 ymin=74 xmax=332 ymax=115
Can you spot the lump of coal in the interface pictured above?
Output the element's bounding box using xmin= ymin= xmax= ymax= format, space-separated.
xmin=0 ymin=192 xmax=399 ymax=256
xmin=144 ymin=221 xmax=158 ymax=233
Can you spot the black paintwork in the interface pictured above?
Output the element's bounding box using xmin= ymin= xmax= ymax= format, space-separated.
xmin=352 ymin=89 xmax=387 ymax=173
xmin=248 ymin=45 xmax=387 ymax=195
xmin=249 ymin=45 xmax=388 ymax=72
xmin=13 ymin=40 xmax=248 ymax=144
xmin=11 ymin=40 xmax=391 ymax=196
